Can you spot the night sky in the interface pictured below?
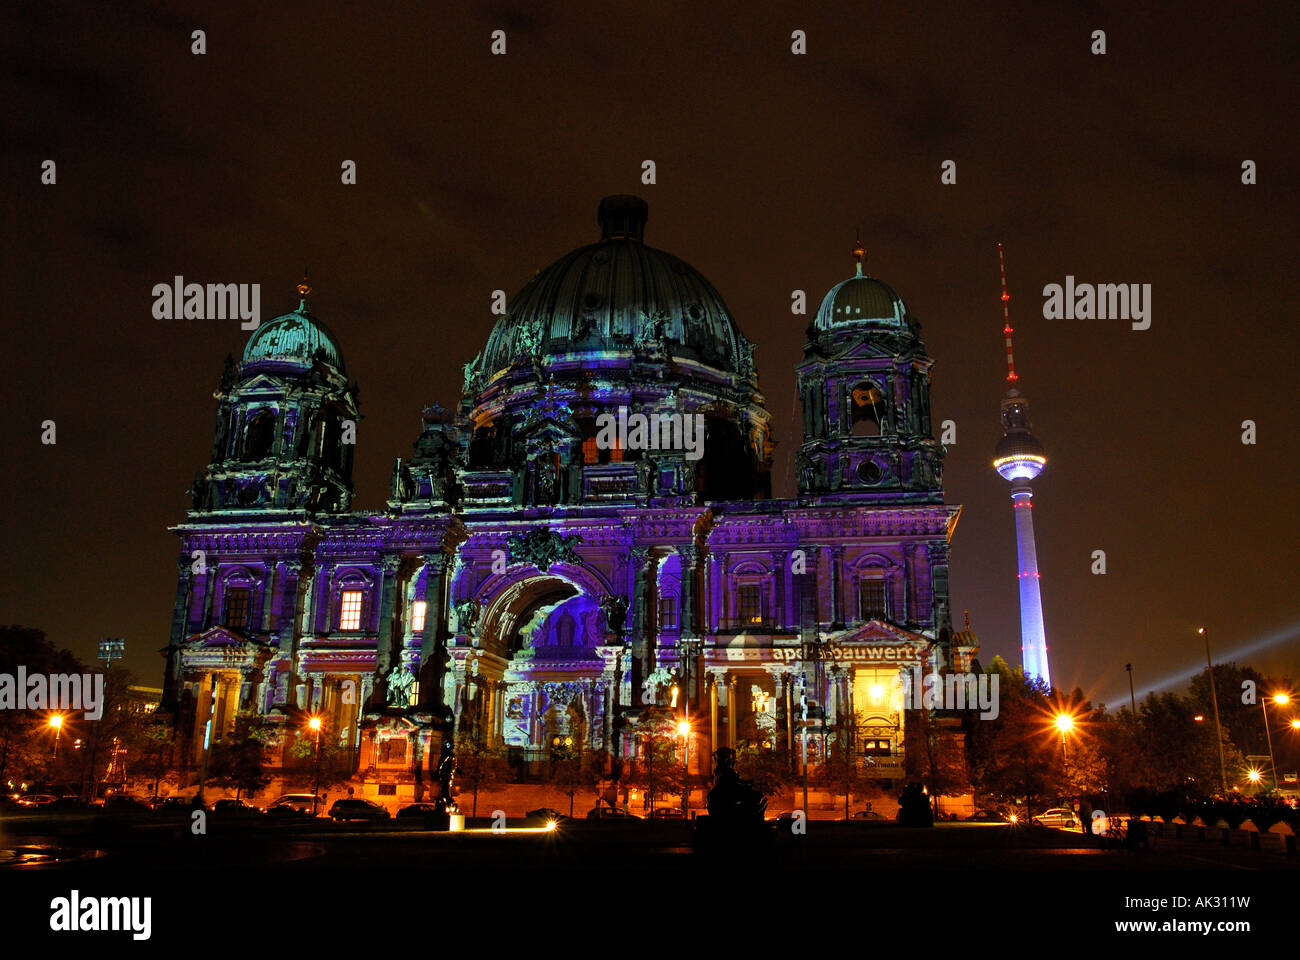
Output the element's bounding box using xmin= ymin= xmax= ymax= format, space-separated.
xmin=4 ymin=2 xmax=1297 ymax=707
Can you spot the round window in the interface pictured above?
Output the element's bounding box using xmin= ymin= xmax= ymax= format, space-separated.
xmin=857 ymin=460 xmax=883 ymax=485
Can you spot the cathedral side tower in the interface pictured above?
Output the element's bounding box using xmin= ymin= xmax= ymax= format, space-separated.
xmin=795 ymin=241 xmax=945 ymax=503
xmin=192 ymin=283 xmax=360 ymax=517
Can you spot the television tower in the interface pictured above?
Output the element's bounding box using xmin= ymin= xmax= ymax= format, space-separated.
xmin=992 ymin=244 xmax=1051 ymax=687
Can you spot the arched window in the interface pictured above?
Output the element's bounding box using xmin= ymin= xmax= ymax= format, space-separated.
xmin=699 ymin=416 xmax=755 ymax=500
xmin=243 ymin=409 xmax=276 ymax=460
xmin=223 ymin=588 xmax=250 ymax=629
xmin=850 ymin=381 xmax=884 ymax=437
xmin=468 ymin=422 xmax=498 ymax=469
xmin=318 ymin=410 xmax=344 ymax=469
xmin=858 ymin=578 xmax=888 ymax=620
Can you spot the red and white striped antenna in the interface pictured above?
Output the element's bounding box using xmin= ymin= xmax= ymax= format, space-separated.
xmin=998 ymin=242 xmax=1019 ymax=388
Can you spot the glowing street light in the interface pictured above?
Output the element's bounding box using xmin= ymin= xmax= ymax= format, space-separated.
xmin=1247 ymin=768 xmax=1263 ymax=784
xmin=677 ymin=719 xmax=691 ymax=815
xmin=307 ymin=716 xmax=323 ymax=816
xmin=1260 ymin=693 xmax=1291 ymax=790
xmin=49 ymin=714 xmax=64 ymax=760
xmin=1054 ymin=712 xmax=1074 ymax=763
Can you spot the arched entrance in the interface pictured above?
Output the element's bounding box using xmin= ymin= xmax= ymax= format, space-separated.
xmin=469 ymin=566 xmax=613 ymax=775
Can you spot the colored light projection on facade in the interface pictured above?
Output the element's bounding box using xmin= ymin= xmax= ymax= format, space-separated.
xmin=164 ymin=196 xmax=977 ymax=800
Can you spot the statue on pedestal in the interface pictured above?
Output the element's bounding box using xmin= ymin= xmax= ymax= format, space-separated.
xmin=706 ymin=747 xmax=767 ymax=822
xmin=431 ymin=738 xmax=460 ymax=827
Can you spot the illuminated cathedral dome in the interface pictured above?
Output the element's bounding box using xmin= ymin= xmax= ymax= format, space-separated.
xmin=242 ymin=291 xmax=345 ymax=375
xmin=452 ymin=195 xmax=774 ymax=503
xmin=473 ymin=195 xmax=753 ymax=387
xmin=814 ymin=266 xmax=912 ymax=331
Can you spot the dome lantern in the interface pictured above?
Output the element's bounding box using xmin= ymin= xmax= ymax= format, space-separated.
xmin=597 ymin=194 xmax=648 ymax=241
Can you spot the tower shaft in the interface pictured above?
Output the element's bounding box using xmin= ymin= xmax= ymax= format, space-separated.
xmin=1010 ymin=480 xmax=1049 ymax=686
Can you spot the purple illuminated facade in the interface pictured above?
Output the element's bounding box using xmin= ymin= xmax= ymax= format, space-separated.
xmin=164 ymin=197 xmax=977 ymax=799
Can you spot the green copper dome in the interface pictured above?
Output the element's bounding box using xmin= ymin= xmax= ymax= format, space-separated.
xmin=476 ymin=196 xmax=751 ymax=381
xmin=242 ymin=303 xmax=345 ymax=373
xmin=814 ymin=273 xmax=909 ymax=330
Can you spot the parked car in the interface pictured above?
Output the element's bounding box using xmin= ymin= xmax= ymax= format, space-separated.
xmin=525 ymin=807 xmax=569 ymax=823
xmin=851 ymin=809 xmax=887 ymax=821
xmin=49 ymin=795 xmax=93 ymax=812
xmin=17 ymin=794 xmax=58 ymax=807
xmin=965 ymin=809 xmax=1009 ymax=823
xmin=396 ymin=802 xmax=441 ymax=819
xmin=267 ymin=794 xmax=319 ymax=817
xmin=154 ymin=796 xmax=196 ymax=814
xmin=1032 ymin=807 xmax=1080 ymax=829
xmin=103 ymin=795 xmax=152 ymax=814
xmin=211 ymin=798 xmax=263 ymax=817
xmin=650 ymin=807 xmax=685 ymax=819
xmin=328 ymin=798 xmax=390 ymax=822
xmin=586 ymin=803 xmax=639 ymax=820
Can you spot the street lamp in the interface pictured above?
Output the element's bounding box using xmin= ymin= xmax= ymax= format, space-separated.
xmin=308 ymin=716 xmax=323 ymax=816
xmin=1261 ymin=694 xmax=1289 ymax=790
xmin=49 ymin=714 xmax=64 ymax=759
xmin=677 ymin=720 xmax=691 ymax=815
xmin=1054 ymin=713 xmax=1073 ymax=763
xmin=1198 ymin=627 xmax=1230 ymax=797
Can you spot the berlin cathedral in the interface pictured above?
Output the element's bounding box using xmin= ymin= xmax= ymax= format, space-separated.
xmin=164 ymin=195 xmax=978 ymax=802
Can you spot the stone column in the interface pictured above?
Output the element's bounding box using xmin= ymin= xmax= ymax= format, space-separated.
xmin=261 ymin=559 xmax=278 ymax=633
xmin=201 ymin=565 xmax=217 ymax=630
xmin=903 ymin=543 xmax=918 ymax=623
xmin=295 ymin=562 xmax=314 ymax=636
xmin=418 ymin=552 xmax=451 ymax=719
xmin=604 ymin=674 xmax=616 ymax=758
xmin=630 ymin=545 xmax=652 ymax=683
xmin=315 ymin=562 xmax=335 ymax=633
xmin=677 ymin=544 xmax=698 ymax=639
xmin=773 ymin=551 xmax=787 ymax=631
xmin=496 ymin=683 xmax=507 ymax=747
xmin=726 ymin=674 xmax=738 ymax=748
xmin=831 ymin=546 xmax=845 ymax=627
xmin=165 ymin=556 xmax=194 ymax=710
xmin=373 ymin=555 xmax=403 ymax=688
xmin=709 ymin=673 xmax=719 ymax=757
xmin=706 ymin=551 xmax=722 ymax=634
